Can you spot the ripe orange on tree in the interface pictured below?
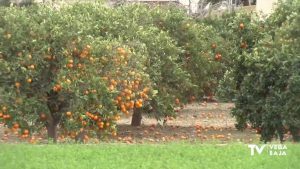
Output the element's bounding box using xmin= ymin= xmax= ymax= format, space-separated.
xmin=82 ymin=121 xmax=87 ymax=126
xmin=40 ymin=113 xmax=47 ymax=121
xmin=112 ymin=131 xmax=117 ymax=136
xmin=66 ymin=111 xmax=72 ymax=117
xmin=53 ymin=84 xmax=62 ymax=92
xmin=13 ymin=123 xmax=20 ymax=129
xmin=215 ymin=53 xmax=222 ymax=61
xmin=175 ymin=98 xmax=180 ymax=105
xmin=27 ymin=78 xmax=32 ymax=83
xmin=3 ymin=114 xmax=11 ymax=120
xmin=211 ymin=43 xmax=217 ymax=49
xmin=23 ymin=129 xmax=29 ymax=135
xmin=15 ymin=82 xmax=21 ymax=88
xmin=239 ymin=23 xmax=245 ymax=30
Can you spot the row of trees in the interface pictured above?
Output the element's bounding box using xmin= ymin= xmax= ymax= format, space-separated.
xmin=0 ymin=0 xmax=299 ymax=142
xmin=0 ymin=3 xmax=223 ymax=142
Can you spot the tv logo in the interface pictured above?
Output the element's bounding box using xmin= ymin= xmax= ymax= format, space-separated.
xmin=248 ymin=144 xmax=266 ymax=156
xmin=248 ymin=144 xmax=287 ymax=156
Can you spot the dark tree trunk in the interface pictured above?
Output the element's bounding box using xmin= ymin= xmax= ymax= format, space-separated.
xmin=131 ymin=108 xmax=142 ymax=126
xmin=46 ymin=90 xmax=66 ymax=143
xmin=46 ymin=120 xmax=57 ymax=143
xmin=46 ymin=109 xmax=61 ymax=143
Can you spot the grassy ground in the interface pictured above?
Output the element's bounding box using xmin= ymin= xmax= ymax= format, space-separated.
xmin=0 ymin=143 xmax=299 ymax=169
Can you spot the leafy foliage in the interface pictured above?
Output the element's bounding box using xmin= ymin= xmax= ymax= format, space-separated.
xmin=215 ymin=0 xmax=300 ymax=142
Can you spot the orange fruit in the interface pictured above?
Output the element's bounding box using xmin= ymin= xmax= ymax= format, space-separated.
xmin=15 ymin=82 xmax=21 ymax=88
xmin=40 ymin=113 xmax=47 ymax=121
xmin=215 ymin=53 xmax=222 ymax=61
xmin=4 ymin=114 xmax=11 ymax=120
xmin=67 ymin=63 xmax=73 ymax=68
xmin=143 ymin=87 xmax=150 ymax=94
xmin=130 ymin=101 xmax=135 ymax=109
xmin=125 ymin=102 xmax=131 ymax=109
xmin=66 ymin=111 xmax=72 ymax=117
xmin=23 ymin=129 xmax=29 ymax=135
xmin=239 ymin=23 xmax=245 ymax=30
xmin=93 ymin=115 xmax=99 ymax=121
xmin=175 ymin=98 xmax=180 ymax=105
xmin=84 ymin=90 xmax=89 ymax=95
xmin=53 ymin=84 xmax=62 ymax=92
xmin=2 ymin=106 xmax=7 ymax=112
xmin=82 ymin=121 xmax=87 ymax=126
xmin=211 ymin=43 xmax=217 ymax=49
xmin=121 ymin=107 xmax=127 ymax=113
xmin=135 ymin=101 xmax=142 ymax=108
xmin=27 ymin=78 xmax=32 ymax=83
xmin=13 ymin=123 xmax=20 ymax=129
xmin=126 ymin=96 xmax=131 ymax=100
xmin=77 ymin=63 xmax=84 ymax=69
xmin=116 ymin=96 xmax=122 ymax=102
xmin=108 ymin=85 xmax=114 ymax=91
xmin=28 ymin=64 xmax=35 ymax=69
xmin=85 ymin=112 xmax=91 ymax=116
xmin=112 ymin=131 xmax=117 ymax=136
xmin=98 ymin=122 xmax=104 ymax=129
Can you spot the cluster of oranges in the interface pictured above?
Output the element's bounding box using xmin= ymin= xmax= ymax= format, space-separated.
xmin=215 ymin=53 xmax=222 ymax=61
xmin=52 ymin=84 xmax=62 ymax=92
xmin=117 ymin=47 xmax=128 ymax=57
xmin=77 ymin=111 xmax=120 ymax=129
xmin=114 ymin=82 xmax=150 ymax=115
xmin=79 ymin=45 xmax=91 ymax=59
xmin=211 ymin=43 xmax=222 ymax=61
xmin=20 ymin=129 xmax=30 ymax=139
xmin=103 ymin=47 xmax=152 ymax=116
xmin=66 ymin=59 xmax=85 ymax=69
xmin=0 ymin=106 xmax=10 ymax=121
xmin=64 ymin=45 xmax=93 ymax=71
xmin=0 ymin=106 xmax=29 ymax=138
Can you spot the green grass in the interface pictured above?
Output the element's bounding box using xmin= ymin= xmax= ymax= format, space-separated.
xmin=0 ymin=143 xmax=299 ymax=169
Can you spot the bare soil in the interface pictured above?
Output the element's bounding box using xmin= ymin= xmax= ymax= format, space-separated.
xmin=0 ymin=103 xmax=265 ymax=144
xmin=114 ymin=102 xmax=260 ymax=143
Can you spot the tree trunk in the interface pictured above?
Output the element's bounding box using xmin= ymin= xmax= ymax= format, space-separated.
xmin=131 ymin=108 xmax=142 ymax=126
xmin=46 ymin=90 xmax=67 ymax=143
xmin=46 ymin=120 xmax=57 ymax=143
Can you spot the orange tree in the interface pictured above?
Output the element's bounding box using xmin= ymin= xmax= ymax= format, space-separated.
xmin=202 ymin=11 xmax=266 ymax=101
xmin=122 ymin=5 xmax=227 ymax=100
xmin=215 ymin=0 xmax=300 ymax=142
xmin=0 ymin=5 xmax=152 ymax=142
xmin=90 ymin=4 xmax=195 ymax=125
xmin=148 ymin=6 xmax=227 ymax=99
xmin=233 ymin=0 xmax=300 ymax=142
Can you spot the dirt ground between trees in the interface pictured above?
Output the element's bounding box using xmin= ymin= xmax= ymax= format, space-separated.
xmin=1 ymin=102 xmax=273 ymax=144
xmin=115 ymin=103 xmax=261 ymax=143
